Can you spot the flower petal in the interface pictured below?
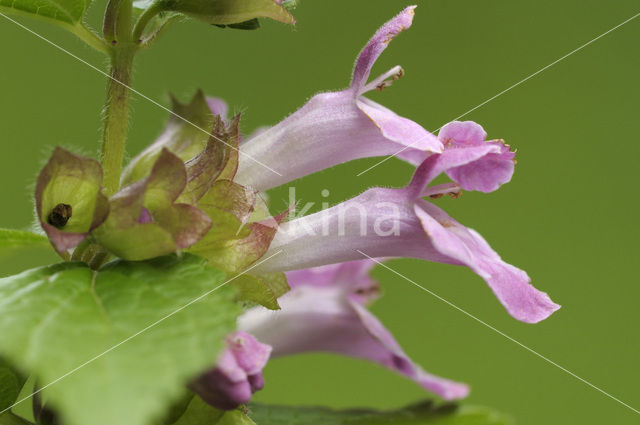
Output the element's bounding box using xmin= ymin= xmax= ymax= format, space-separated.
xmin=235 ymin=6 xmax=441 ymax=191
xmin=413 ymin=200 xmax=560 ymax=323
xmin=350 ymin=6 xmax=416 ymax=94
xmin=192 ymin=331 xmax=271 ymax=410
xmin=255 ymin=187 xmax=447 ymax=272
xmin=286 ymin=260 xmax=380 ymax=305
xmin=438 ymin=121 xmax=516 ymax=193
xmin=256 ymin=174 xmax=559 ymax=323
xmin=446 ymin=140 xmax=515 ymax=193
xmin=357 ymin=97 xmax=441 ymax=153
xmin=235 ymin=92 xmax=434 ymax=191
xmin=438 ymin=120 xmax=487 ymax=146
xmin=239 ymin=283 xmax=468 ymax=400
xmin=406 ymin=144 xmax=502 ymax=198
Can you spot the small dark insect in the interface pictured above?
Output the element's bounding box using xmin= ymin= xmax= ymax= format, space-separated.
xmin=47 ymin=203 xmax=72 ymax=229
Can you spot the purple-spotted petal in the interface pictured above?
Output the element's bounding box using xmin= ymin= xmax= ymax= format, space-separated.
xmin=413 ymin=200 xmax=560 ymax=323
xmin=239 ymin=283 xmax=468 ymax=400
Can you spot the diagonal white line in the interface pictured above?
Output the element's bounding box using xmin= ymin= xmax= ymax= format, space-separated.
xmin=0 ymin=250 xmax=283 ymax=415
xmin=0 ymin=12 xmax=283 ymax=177
xmin=356 ymin=250 xmax=640 ymax=415
xmin=356 ymin=10 xmax=640 ymax=177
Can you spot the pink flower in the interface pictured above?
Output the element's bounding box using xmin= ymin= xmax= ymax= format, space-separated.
xmin=256 ymin=122 xmax=559 ymax=324
xmin=239 ymin=260 xmax=469 ymax=401
xmin=191 ymin=331 xmax=272 ymax=410
xmin=234 ymin=6 xmax=442 ymax=191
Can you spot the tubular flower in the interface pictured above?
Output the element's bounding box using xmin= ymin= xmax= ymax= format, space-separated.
xmin=234 ymin=6 xmax=442 ymax=191
xmin=27 ymin=4 xmax=560 ymax=415
xmin=256 ymin=122 xmax=560 ymax=324
xmin=239 ymin=260 xmax=470 ymax=401
xmin=191 ymin=331 xmax=272 ymax=410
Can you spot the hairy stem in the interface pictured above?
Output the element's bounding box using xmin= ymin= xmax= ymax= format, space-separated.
xmin=132 ymin=2 xmax=163 ymax=42
xmin=100 ymin=46 xmax=135 ymax=195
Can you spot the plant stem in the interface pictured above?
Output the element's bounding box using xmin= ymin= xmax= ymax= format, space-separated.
xmin=132 ymin=2 xmax=163 ymax=42
xmin=100 ymin=45 xmax=135 ymax=195
xmin=100 ymin=0 xmax=135 ymax=195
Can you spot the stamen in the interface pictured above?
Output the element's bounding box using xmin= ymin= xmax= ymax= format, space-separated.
xmin=361 ymin=65 xmax=404 ymax=94
xmin=422 ymin=183 xmax=462 ymax=199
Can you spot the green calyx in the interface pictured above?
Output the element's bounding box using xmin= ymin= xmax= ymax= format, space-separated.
xmin=34 ymin=94 xmax=290 ymax=310
xmin=93 ymin=148 xmax=213 ymax=261
xmin=35 ymin=148 xmax=110 ymax=257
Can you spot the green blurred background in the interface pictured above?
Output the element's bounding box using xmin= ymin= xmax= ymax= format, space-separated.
xmin=1 ymin=0 xmax=639 ymax=423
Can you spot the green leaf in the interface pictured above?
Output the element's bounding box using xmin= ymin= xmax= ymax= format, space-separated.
xmin=154 ymin=0 xmax=295 ymax=26
xmin=0 ymin=0 xmax=89 ymax=24
xmin=0 ymin=412 xmax=32 ymax=425
xmin=246 ymin=402 xmax=512 ymax=425
xmin=214 ymin=18 xmax=260 ymax=30
xmin=173 ymin=395 xmax=255 ymax=425
xmin=0 ymin=358 xmax=25 ymax=413
xmin=232 ymin=272 xmax=289 ymax=310
xmin=0 ymin=229 xmax=48 ymax=251
xmin=0 ymin=254 xmax=241 ymax=425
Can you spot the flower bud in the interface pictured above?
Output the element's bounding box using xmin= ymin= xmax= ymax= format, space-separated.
xmin=191 ymin=331 xmax=271 ymax=410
